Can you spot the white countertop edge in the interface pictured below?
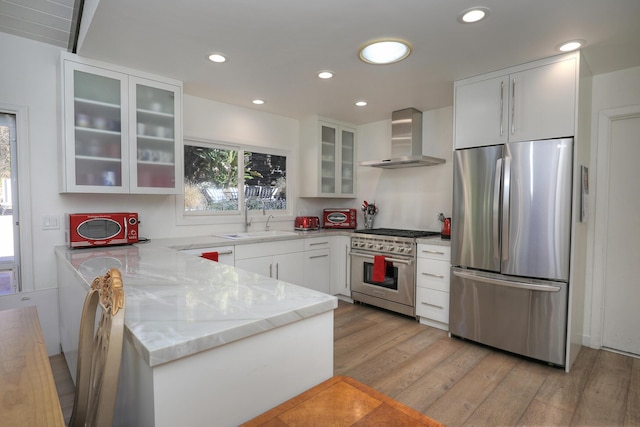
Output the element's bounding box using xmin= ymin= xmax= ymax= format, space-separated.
xmin=133 ymin=298 xmax=338 ymax=367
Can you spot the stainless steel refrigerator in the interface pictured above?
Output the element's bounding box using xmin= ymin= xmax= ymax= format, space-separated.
xmin=450 ymin=137 xmax=573 ymax=366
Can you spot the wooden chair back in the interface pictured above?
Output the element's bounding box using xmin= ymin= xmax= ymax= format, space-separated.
xmin=69 ymin=268 xmax=125 ymax=427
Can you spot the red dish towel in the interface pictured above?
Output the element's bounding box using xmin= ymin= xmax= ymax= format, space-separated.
xmin=372 ymin=255 xmax=387 ymax=282
xmin=201 ymin=251 xmax=219 ymax=262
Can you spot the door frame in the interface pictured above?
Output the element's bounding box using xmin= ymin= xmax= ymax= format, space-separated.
xmin=0 ymin=103 xmax=34 ymax=292
xmin=589 ymin=104 xmax=640 ymax=349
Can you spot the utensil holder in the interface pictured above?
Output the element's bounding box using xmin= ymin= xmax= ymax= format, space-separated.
xmin=364 ymin=214 xmax=375 ymax=230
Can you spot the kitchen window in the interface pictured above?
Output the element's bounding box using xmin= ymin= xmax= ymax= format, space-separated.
xmin=181 ymin=138 xmax=287 ymax=218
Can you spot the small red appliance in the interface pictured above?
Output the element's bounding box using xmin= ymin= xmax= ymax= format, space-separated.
xmin=441 ymin=217 xmax=451 ymax=240
xmin=323 ymin=208 xmax=357 ymax=229
xmin=66 ymin=212 xmax=139 ymax=248
xmin=294 ymin=216 xmax=320 ymax=231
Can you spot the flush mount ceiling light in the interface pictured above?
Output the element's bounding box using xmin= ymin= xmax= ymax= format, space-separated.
xmin=557 ymin=39 xmax=586 ymax=52
xmin=355 ymin=101 xmax=368 ymax=107
xmin=252 ymin=99 xmax=265 ymax=105
xmin=457 ymin=7 xmax=490 ymax=23
xmin=208 ymin=53 xmax=226 ymax=63
xmin=358 ymin=39 xmax=411 ymax=65
xmin=318 ymin=71 xmax=334 ymax=79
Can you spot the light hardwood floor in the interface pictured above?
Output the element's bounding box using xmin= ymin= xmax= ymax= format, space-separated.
xmin=334 ymin=300 xmax=639 ymax=427
xmin=51 ymin=300 xmax=639 ymax=426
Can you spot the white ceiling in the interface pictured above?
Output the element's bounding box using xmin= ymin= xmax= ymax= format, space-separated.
xmin=3 ymin=0 xmax=640 ymax=125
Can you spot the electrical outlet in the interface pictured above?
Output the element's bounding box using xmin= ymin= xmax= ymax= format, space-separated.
xmin=42 ymin=215 xmax=60 ymax=230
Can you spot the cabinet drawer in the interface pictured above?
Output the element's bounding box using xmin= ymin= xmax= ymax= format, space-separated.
xmin=304 ymin=237 xmax=332 ymax=251
xmin=416 ymin=258 xmax=450 ymax=292
xmin=416 ymin=288 xmax=449 ymax=324
xmin=235 ymin=239 xmax=304 ymax=259
xmin=417 ymin=244 xmax=451 ymax=261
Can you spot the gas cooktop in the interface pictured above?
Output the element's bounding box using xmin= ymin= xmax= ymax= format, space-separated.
xmin=353 ymin=228 xmax=440 ymax=239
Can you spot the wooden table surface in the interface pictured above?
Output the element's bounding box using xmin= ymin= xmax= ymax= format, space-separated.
xmin=0 ymin=306 xmax=65 ymax=426
xmin=241 ymin=375 xmax=445 ymax=426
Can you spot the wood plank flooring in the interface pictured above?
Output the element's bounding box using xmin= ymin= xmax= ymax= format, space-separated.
xmin=335 ymin=300 xmax=639 ymax=426
xmin=51 ymin=300 xmax=639 ymax=426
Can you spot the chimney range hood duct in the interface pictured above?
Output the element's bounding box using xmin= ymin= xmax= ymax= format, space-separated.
xmin=359 ymin=108 xmax=446 ymax=169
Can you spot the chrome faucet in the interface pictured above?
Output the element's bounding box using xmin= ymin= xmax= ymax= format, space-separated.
xmin=265 ymin=215 xmax=275 ymax=231
xmin=244 ymin=201 xmax=252 ymax=231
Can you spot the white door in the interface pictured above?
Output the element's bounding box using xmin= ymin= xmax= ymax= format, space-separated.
xmin=0 ymin=113 xmax=19 ymax=294
xmin=600 ymin=109 xmax=640 ymax=356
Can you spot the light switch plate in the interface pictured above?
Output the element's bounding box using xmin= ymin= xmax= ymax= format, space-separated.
xmin=42 ymin=214 xmax=60 ymax=230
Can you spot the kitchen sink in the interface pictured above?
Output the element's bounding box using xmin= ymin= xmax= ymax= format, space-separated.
xmin=215 ymin=230 xmax=299 ymax=240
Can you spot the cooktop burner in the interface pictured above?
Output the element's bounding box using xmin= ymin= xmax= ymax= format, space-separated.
xmin=353 ymin=228 xmax=440 ymax=238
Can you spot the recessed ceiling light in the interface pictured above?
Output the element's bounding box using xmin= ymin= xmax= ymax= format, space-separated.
xmin=557 ymin=40 xmax=585 ymax=52
xmin=458 ymin=7 xmax=490 ymax=23
xmin=318 ymin=71 xmax=334 ymax=79
xmin=355 ymin=101 xmax=368 ymax=107
xmin=252 ymin=99 xmax=265 ymax=105
xmin=208 ymin=53 xmax=226 ymax=63
xmin=359 ymin=39 xmax=411 ymax=65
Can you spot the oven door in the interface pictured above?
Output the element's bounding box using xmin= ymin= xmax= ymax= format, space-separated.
xmin=349 ymin=250 xmax=415 ymax=314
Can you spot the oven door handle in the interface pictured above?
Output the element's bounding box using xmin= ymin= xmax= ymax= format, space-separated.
xmin=349 ymin=251 xmax=413 ymax=265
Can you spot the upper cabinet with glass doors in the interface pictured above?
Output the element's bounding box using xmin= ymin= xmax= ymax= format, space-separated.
xmin=299 ymin=117 xmax=356 ymax=198
xmin=60 ymin=53 xmax=182 ymax=194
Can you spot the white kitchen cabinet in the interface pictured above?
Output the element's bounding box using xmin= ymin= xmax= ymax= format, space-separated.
xmin=179 ymin=246 xmax=235 ymax=266
xmin=454 ymin=53 xmax=577 ymax=149
xmin=415 ymin=243 xmax=451 ymax=331
xmin=331 ymin=235 xmax=351 ymax=297
xmin=299 ymin=116 xmax=356 ymax=198
xmin=60 ymin=53 xmax=182 ymax=194
xmin=303 ymin=237 xmax=331 ymax=294
xmin=235 ymin=240 xmax=304 ymax=285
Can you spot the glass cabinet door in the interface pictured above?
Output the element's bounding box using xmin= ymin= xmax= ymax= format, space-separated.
xmin=130 ymin=79 xmax=180 ymax=193
xmin=320 ymin=124 xmax=336 ymax=194
xmin=341 ymin=129 xmax=355 ymax=194
xmin=66 ymin=64 xmax=128 ymax=191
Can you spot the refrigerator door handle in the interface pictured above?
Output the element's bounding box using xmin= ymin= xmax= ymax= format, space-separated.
xmin=453 ymin=270 xmax=562 ymax=292
xmin=493 ymin=158 xmax=503 ymax=261
xmin=502 ymin=156 xmax=511 ymax=262
xmin=499 ymin=80 xmax=505 ymax=136
xmin=511 ymin=77 xmax=516 ymax=135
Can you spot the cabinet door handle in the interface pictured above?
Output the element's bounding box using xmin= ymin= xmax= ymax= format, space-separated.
xmin=309 ymin=254 xmax=329 ymax=259
xmin=275 ymin=263 xmax=279 ymax=279
xmin=269 ymin=264 xmax=273 ymax=278
xmin=511 ymin=77 xmax=516 ymax=135
xmin=421 ymin=272 xmax=444 ymax=279
xmin=216 ymin=250 xmax=233 ymax=255
xmin=500 ymin=80 xmax=504 ymax=136
xmin=422 ymin=250 xmax=445 ymax=255
xmin=309 ymin=241 xmax=329 ymax=247
xmin=421 ymin=302 xmax=444 ymax=310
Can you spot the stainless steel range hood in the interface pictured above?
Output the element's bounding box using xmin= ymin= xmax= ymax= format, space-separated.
xmin=359 ymin=108 xmax=446 ymax=169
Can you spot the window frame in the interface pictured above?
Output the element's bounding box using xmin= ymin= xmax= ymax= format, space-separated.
xmin=176 ymin=137 xmax=295 ymax=226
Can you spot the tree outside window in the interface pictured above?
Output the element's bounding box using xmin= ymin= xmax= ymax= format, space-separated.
xmin=183 ymin=142 xmax=287 ymax=213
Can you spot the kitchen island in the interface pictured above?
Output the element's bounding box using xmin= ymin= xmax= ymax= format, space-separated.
xmin=56 ymin=242 xmax=337 ymax=427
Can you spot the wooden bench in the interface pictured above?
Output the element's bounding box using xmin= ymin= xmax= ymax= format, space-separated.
xmin=0 ymin=306 xmax=65 ymax=426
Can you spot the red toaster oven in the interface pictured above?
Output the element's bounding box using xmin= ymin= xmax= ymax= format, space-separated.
xmin=323 ymin=208 xmax=357 ymax=229
xmin=66 ymin=212 xmax=139 ymax=248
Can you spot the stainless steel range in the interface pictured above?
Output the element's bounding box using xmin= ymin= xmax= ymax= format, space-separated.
xmin=350 ymin=228 xmax=440 ymax=317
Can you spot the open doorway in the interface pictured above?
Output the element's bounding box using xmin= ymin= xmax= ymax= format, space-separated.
xmin=0 ymin=112 xmax=19 ymax=294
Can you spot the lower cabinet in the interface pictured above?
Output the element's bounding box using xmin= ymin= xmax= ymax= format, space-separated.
xmin=303 ymin=237 xmax=332 ymax=294
xmin=415 ymin=243 xmax=451 ymax=331
xmin=235 ymin=240 xmax=304 ymax=285
xmin=331 ymin=235 xmax=351 ymax=297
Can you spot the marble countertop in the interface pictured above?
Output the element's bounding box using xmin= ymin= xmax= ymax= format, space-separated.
xmin=55 ymin=242 xmax=337 ymax=367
